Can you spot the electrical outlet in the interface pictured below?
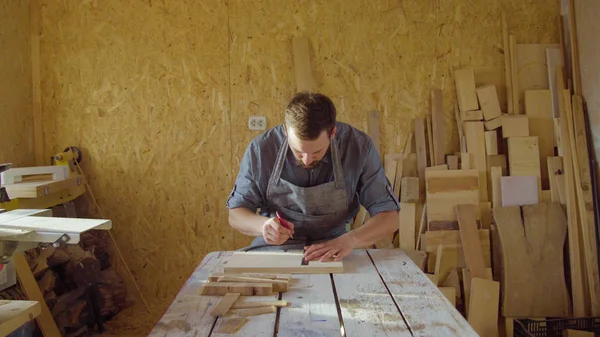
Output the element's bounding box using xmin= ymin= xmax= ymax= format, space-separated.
xmin=248 ymin=116 xmax=267 ymax=131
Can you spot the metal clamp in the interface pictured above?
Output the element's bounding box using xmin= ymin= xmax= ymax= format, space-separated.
xmin=52 ymin=234 xmax=71 ymax=248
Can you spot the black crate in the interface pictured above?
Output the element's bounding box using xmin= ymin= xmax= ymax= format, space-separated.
xmin=514 ymin=317 xmax=600 ymax=337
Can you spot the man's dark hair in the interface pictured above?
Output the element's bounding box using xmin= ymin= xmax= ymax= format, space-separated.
xmin=284 ymin=92 xmax=336 ymax=140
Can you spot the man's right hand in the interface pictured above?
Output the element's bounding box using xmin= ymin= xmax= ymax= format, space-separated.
xmin=262 ymin=218 xmax=295 ymax=245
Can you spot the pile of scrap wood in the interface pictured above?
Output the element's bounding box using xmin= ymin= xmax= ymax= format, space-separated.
xmin=355 ymin=7 xmax=599 ymax=337
xmin=199 ymin=273 xmax=291 ymax=334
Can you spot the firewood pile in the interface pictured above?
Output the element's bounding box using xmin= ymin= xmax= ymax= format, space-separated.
xmin=15 ymin=230 xmax=128 ymax=336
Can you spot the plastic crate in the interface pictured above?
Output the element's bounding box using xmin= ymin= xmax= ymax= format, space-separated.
xmin=515 ymin=317 xmax=600 ymax=337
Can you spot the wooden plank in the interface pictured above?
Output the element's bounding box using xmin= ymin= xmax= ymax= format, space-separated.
xmin=547 ymin=156 xmax=566 ymax=205
xmin=292 ymin=37 xmax=316 ymax=91
xmin=502 ymin=115 xmax=529 ymax=138
xmin=464 ymin=121 xmax=488 ymax=201
xmin=509 ymin=34 xmax=519 ymax=114
xmin=212 ymin=295 xmax=279 ymax=337
xmin=438 ymin=287 xmax=456 ymax=306
xmin=214 ymin=318 xmax=248 ymax=334
xmin=555 ymin=117 xmax=563 ymax=155
xmin=516 ymin=43 xmax=560 ymax=112
xmin=572 ymin=95 xmax=600 ymax=314
xmin=30 ymin=0 xmax=44 ymax=165
xmin=368 ymin=249 xmax=478 ymax=337
xmin=484 ymin=115 xmax=503 ymax=131
xmin=431 ymin=89 xmax=446 ymax=165
xmin=468 ymin=278 xmax=500 ymax=337
xmin=14 ymin=254 xmax=61 ymax=337
xmin=211 ymin=293 xmax=241 ymax=316
xmin=333 ymin=250 xmax=411 ymax=336
xmin=490 ymin=166 xmax=503 ymax=209
xmin=426 ymin=169 xmax=479 ymax=222
xmin=484 ymin=131 xmax=498 ymax=155
xmin=461 ymin=110 xmax=483 ymax=121
xmin=493 ymin=204 xmax=570 ymax=317
xmin=223 ymin=252 xmax=343 ymax=274
xmin=415 ymin=203 xmax=428 ymax=250
xmin=368 ymin=110 xmax=381 ymax=157
xmin=399 ymin=203 xmax=417 ymax=250
xmin=479 ymin=202 xmax=492 ymax=230
xmin=568 ymin=0 xmax=582 ymax=95
xmin=502 ymin=11 xmax=513 ymax=115
xmin=0 ymin=216 xmax=111 ymax=234
xmin=200 ymin=283 xmax=273 ymax=296
xmin=455 ymin=103 xmax=467 ymax=153
xmin=0 ymin=300 xmax=41 ymax=337
xmin=476 ymin=84 xmax=502 ymax=120
xmin=460 ymin=153 xmax=471 ymax=169
xmin=546 ymin=48 xmax=563 ymax=118
xmin=400 ymin=177 xmax=419 ymax=203
xmin=558 ymin=89 xmax=586 ymax=317
xmin=528 ymin=118 xmax=555 ymax=190
xmin=500 ymin=176 xmax=539 ymax=207
xmin=278 ymin=274 xmax=340 ymax=336
xmin=231 ymin=300 xmax=288 ymax=309
xmin=384 ymin=154 xmax=402 ymax=188
xmin=426 ymin=114 xmax=435 ymax=165
xmin=216 ymin=276 xmax=289 ymax=292
xmin=508 ymin=136 xmax=542 ymax=200
xmin=455 ymin=204 xmax=486 ymax=279
xmin=415 ymin=118 xmax=427 ymax=198
xmin=462 ymin=268 xmax=494 ymax=316
xmin=455 ymin=68 xmax=479 ymax=112
xmin=1 ymin=166 xmax=69 ymax=185
xmin=447 ymin=155 xmax=459 ymax=170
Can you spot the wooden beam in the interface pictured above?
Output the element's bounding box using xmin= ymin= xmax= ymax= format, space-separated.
xmin=431 ymin=89 xmax=445 ymax=165
xmin=509 ymin=34 xmax=519 ymax=114
xmin=455 ymin=205 xmax=487 ymax=280
xmin=426 ymin=114 xmax=435 ymax=165
xmin=414 ymin=118 xmax=427 ymax=199
xmin=292 ymin=37 xmax=316 ymax=91
xmin=30 ymin=0 xmax=44 ymax=165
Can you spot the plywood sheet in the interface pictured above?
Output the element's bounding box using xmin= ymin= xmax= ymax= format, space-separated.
xmin=425 ymin=169 xmax=479 ymax=222
xmin=493 ymin=204 xmax=570 ymax=317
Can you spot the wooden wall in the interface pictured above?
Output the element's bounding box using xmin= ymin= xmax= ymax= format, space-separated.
xmin=37 ymin=0 xmax=560 ymax=330
xmin=0 ymin=1 xmax=34 ymax=166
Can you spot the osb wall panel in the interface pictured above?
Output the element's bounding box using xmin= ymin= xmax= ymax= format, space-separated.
xmin=0 ymin=1 xmax=34 ymax=166
xmin=39 ymin=0 xmax=559 ymax=332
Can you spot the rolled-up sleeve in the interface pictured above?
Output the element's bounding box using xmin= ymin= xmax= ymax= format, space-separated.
xmin=226 ymin=142 xmax=264 ymax=212
xmin=357 ymin=139 xmax=400 ymax=216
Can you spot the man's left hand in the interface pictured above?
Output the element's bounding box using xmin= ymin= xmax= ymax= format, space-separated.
xmin=303 ymin=233 xmax=356 ymax=262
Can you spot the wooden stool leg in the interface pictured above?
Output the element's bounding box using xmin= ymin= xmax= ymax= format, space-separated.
xmin=14 ymin=253 xmax=61 ymax=337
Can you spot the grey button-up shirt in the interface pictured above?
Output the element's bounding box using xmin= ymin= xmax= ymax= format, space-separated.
xmin=226 ymin=122 xmax=400 ymax=222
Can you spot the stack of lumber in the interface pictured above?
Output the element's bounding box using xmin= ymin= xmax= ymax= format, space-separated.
xmin=356 ymin=7 xmax=599 ymax=337
xmin=199 ymin=273 xmax=292 ymax=334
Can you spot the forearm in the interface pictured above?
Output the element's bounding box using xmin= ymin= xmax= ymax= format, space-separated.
xmin=347 ymin=210 xmax=398 ymax=248
xmin=228 ymin=207 xmax=268 ymax=236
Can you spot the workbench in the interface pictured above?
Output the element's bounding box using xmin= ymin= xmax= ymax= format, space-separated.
xmin=149 ymin=249 xmax=478 ymax=336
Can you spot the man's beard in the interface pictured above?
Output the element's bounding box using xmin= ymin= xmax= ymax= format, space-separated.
xmin=297 ymin=159 xmax=321 ymax=169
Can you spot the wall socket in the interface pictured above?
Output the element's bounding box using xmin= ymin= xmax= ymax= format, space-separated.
xmin=248 ymin=116 xmax=267 ymax=130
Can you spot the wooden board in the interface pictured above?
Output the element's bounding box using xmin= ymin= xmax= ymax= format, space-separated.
xmin=500 ymin=176 xmax=539 ymax=206
xmin=332 ymin=250 xmax=411 ymax=336
xmin=455 ymin=68 xmax=479 ymax=112
xmin=425 ymin=169 xmax=479 ymax=222
xmin=525 ymin=90 xmax=553 ymax=118
xmin=2 ymin=176 xmax=82 ymax=199
xmin=509 ymin=35 xmax=519 ymax=114
xmin=493 ymin=204 xmax=570 ymax=317
xmin=479 ymin=202 xmax=492 ymax=230
xmin=462 ymin=268 xmax=494 ymax=317
xmin=455 ymin=205 xmax=486 ymax=279
xmin=223 ymin=252 xmax=343 ymax=274
xmin=502 ymin=11 xmax=513 ymax=115
xmin=368 ymin=249 xmax=478 ymax=337
xmin=200 ymin=282 xmax=273 ymax=296
xmin=502 ymin=115 xmax=529 ymax=138
xmin=400 ymin=177 xmax=419 ymax=203
xmin=490 ymin=166 xmax=503 ymax=209
xmin=461 ymin=110 xmax=483 ymax=122
xmin=464 ymin=121 xmax=488 ymax=201
xmin=278 ymin=274 xmax=340 ymax=336
xmin=476 ymin=84 xmax=502 ymax=120
xmin=508 ymin=136 xmax=542 ymax=200
xmin=484 ymin=115 xmax=503 ymax=131
xmin=399 ymin=202 xmax=417 ymax=250
xmin=292 ymin=37 xmax=316 ymax=91
xmin=546 ymin=48 xmax=562 ymax=118
xmin=0 ymin=216 xmax=112 ymax=234
xmin=547 ymin=156 xmax=565 ymax=205
xmin=516 ymin=44 xmax=560 ymax=112
xmin=468 ymin=278 xmax=500 ymax=337
xmin=414 ymin=118 xmax=427 ymax=198
xmin=424 ymin=230 xmax=492 ymax=274
xmin=0 ymin=300 xmax=41 ymax=337
xmin=484 ymin=131 xmax=498 ymax=155
xmin=525 ymin=89 xmax=554 ymax=189
xmin=431 ymin=89 xmax=445 ymax=166
xmin=211 ymin=293 xmax=241 ymax=316
xmin=426 ymin=114 xmax=435 ymax=166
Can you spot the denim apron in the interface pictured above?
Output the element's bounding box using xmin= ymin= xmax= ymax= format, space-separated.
xmin=239 ymin=136 xmax=349 ymax=251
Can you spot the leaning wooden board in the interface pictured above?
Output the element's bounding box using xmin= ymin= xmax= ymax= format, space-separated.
xmin=148 ymin=250 xmax=478 ymax=337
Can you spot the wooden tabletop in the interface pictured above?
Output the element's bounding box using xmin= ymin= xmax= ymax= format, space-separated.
xmin=148 ymin=249 xmax=478 ymax=337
